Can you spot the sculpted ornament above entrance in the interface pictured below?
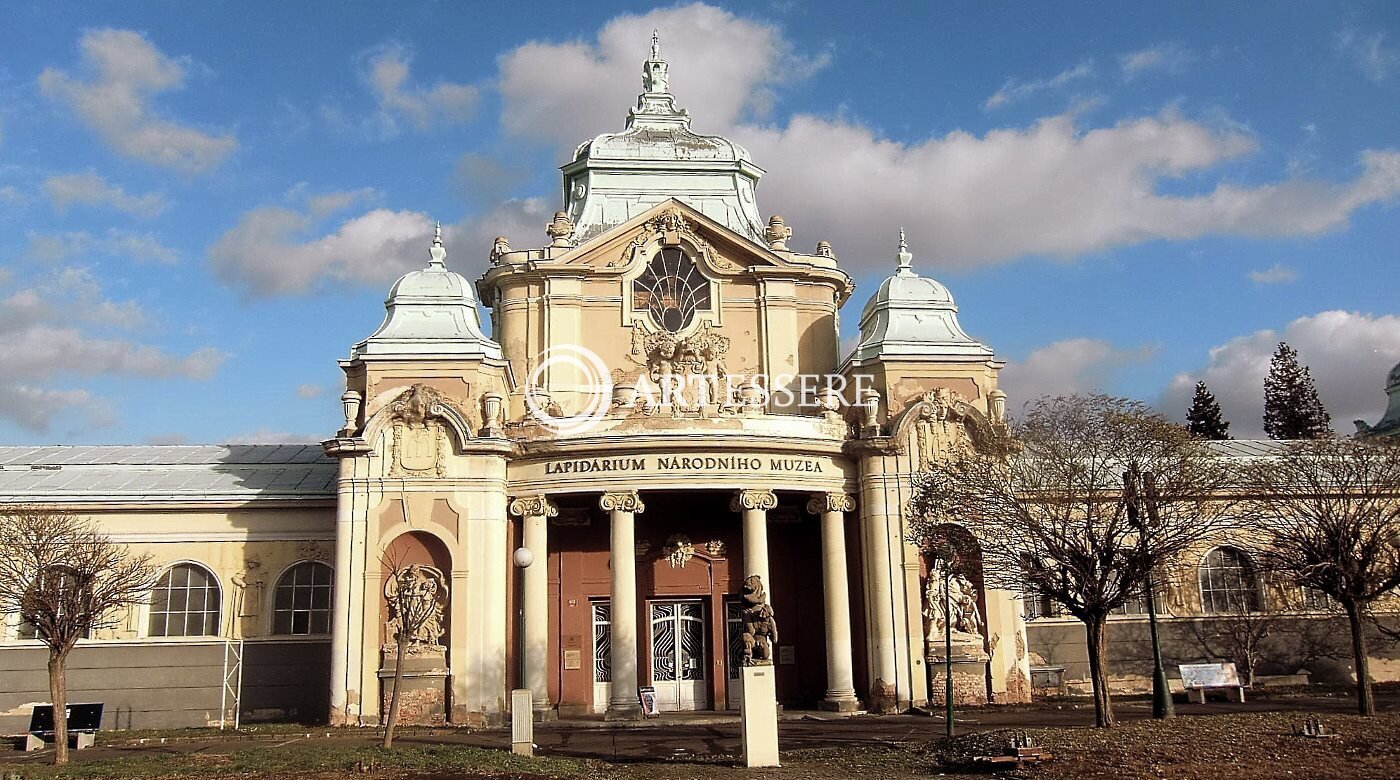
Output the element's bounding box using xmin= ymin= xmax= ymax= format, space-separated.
xmin=912 ymin=388 xmax=1013 ymax=470
xmin=385 ymin=384 xmax=470 ymax=477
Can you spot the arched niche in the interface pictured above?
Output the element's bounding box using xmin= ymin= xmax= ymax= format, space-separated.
xmin=379 ymin=530 xmax=453 ymax=648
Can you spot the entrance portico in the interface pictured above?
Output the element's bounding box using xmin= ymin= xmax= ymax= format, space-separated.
xmin=508 ymin=479 xmax=864 ymax=718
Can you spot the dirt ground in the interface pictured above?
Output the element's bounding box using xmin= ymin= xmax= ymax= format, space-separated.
xmin=4 ymin=690 xmax=1399 ymax=779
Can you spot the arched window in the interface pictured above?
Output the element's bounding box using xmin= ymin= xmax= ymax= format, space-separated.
xmin=1198 ymin=547 xmax=1262 ymax=614
xmin=148 ymin=563 xmax=221 ymax=637
xmin=632 ymin=247 xmax=710 ymax=333
xmin=273 ymin=562 xmax=334 ymax=635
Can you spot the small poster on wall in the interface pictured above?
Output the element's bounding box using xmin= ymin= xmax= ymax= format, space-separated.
xmin=638 ymin=686 xmax=659 ymax=717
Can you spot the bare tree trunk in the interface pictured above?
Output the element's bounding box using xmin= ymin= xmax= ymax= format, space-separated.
xmin=49 ymin=648 xmax=69 ymax=766
xmin=1343 ymin=599 xmax=1375 ymax=716
xmin=1084 ymin=614 xmax=1116 ymax=728
xmin=382 ymin=634 xmax=408 ymax=748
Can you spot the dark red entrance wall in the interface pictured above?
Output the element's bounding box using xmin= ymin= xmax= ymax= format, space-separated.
xmin=539 ymin=490 xmax=860 ymax=713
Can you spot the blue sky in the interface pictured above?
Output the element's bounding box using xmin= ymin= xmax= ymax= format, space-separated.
xmin=0 ymin=0 xmax=1397 ymax=443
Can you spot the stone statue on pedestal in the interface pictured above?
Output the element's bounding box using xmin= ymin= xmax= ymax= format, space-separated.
xmin=740 ymin=574 xmax=778 ymax=665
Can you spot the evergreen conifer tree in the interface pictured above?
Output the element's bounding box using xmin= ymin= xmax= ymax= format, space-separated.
xmin=1262 ymin=342 xmax=1332 ymax=439
xmin=1186 ymin=381 xmax=1232 ymax=439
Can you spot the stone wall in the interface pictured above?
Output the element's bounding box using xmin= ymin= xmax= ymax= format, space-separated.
xmin=1026 ymin=614 xmax=1400 ymax=693
xmin=0 ymin=639 xmax=330 ymax=734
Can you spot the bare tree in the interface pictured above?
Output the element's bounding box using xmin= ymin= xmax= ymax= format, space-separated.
xmin=0 ymin=507 xmax=156 ymax=766
xmin=908 ymin=395 xmax=1236 ymax=727
xmin=1240 ymin=437 xmax=1400 ymax=715
xmin=380 ymin=555 xmax=447 ymax=749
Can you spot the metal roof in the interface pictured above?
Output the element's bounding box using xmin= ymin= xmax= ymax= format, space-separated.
xmin=0 ymin=445 xmax=336 ymax=504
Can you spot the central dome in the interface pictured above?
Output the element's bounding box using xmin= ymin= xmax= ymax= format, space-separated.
xmin=559 ymin=34 xmax=767 ymax=245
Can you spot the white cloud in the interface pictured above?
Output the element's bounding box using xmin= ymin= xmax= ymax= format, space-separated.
xmin=296 ymin=383 xmax=324 ymax=399
xmin=999 ymin=338 xmax=1156 ymax=408
xmin=209 ymin=205 xmax=434 ymax=296
xmin=362 ymin=44 xmax=478 ymax=133
xmin=0 ymin=267 xmax=226 ymax=431
xmin=0 ymin=185 xmax=28 ymax=209
xmin=0 ymin=383 xmax=108 ymax=433
xmin=224 ymin=428 xmax=320 ymax=445
xmin=984 ymin=60 xmax=1095 ymax=110
xmin=493 ymin=5 xmax=1400 ymax=271
xmin=145 ymin=433 xmax=190 ymax=445
xmin=1247 ymin=263 xmax=1298 ymax=285
xmin=43 ymin=171 xmax=169 ymax=217
xmin=1120 ymin=43 xmax=1193 ymax=79
xmin=1336 ymin=26 xmax=1397 ymax=84
xmin=209 ymin=196 xmax=551 ymax=297
xmin=1163 ymin=311 xmax=1400 ymax=438
xmin=25 ymin=228 xmax=178 ymax=264
xmin=498 ymin=3 xmax=827 ymax=149
xmin=38 ymin=28 xmax=237 ymax=173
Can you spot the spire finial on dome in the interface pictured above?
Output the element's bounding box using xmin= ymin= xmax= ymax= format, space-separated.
xmin=642 ymin=29 xmax=670 ymax=94
xmin=896 ymin=228 xmax=915 ymax=277
xmin=428 ymin=220 xmax=447 ymax=269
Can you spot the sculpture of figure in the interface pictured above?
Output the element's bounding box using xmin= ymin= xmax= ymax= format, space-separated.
xmin=740 ymin=574 xmax=779 ymax=665
xmin=384 ymin=564 xmax=448 ymax=653
xmin=489 ymin=236 xmax=511 ymax=263
xmin=924 ymin=565 xmax=983 ymax=647
xmin=697 ymin=341 xmax=728 ymax=407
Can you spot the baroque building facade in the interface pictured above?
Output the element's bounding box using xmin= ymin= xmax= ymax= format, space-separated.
xmin=1 ymin=43 xmax=1395 ymax=732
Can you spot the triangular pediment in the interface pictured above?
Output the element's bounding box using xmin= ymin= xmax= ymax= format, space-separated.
xmin=548 ymin=199 xmax=800 ymax=277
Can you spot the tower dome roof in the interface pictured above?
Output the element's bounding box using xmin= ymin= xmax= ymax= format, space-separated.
xmin=561 ymin=33 xmax=767 ymax=245
xmin=350 ymin=224 xmax=502 ymax=360
xmin=847 ymin=231 xmax=993 ymax=366
xmin=1388 ymin=361 xmax=1400 ymax=391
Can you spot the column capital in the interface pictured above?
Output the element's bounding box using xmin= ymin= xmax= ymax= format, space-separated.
xmin=806 ymin=492 xmax=855 ymax=515
xmin=599 ymin=490 xmax=645 ymax=514
xmin=508 ymin=494 xmax=559 ymax=518
xmin=731 ymin=488 xmax=778 ymax=512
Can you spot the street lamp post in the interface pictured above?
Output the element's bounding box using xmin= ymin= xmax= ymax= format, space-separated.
xmin=934 ymin=545 xmax=955 ymax=738
xmin=1124 ymin=467 xmax=1174 ymax=720
xmin=511 ymin=546 xmax=535 ymax=756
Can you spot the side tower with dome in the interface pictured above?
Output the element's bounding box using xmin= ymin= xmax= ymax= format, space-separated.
xmin=1355 ymin=361 xmax=1400 ymax=439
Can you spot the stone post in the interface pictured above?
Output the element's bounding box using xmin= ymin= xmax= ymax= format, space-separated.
xmin=601 ymin=490 xmax=645 ymax=720
xmin=732 ymin=489 xmax=778 ymax=586
xmin=509 ymin=495 xmax=558 ymax=717
xmin=806 ymin=492 xmax=860 ymax=711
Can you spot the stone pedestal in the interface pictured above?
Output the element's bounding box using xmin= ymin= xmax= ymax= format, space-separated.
xmin=927 ymin=644 xmax=990 ymax=706
xmin=740 ymin=665 xmax=780 ymax=768
xmin=379 ymin=648 xmax=450 ymax=725
xmin=510 ymin=688 xmax=534 ymax=756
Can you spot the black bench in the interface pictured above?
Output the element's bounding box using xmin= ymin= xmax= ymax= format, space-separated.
xmin=24 ymin=703 xmax=103 ymax=751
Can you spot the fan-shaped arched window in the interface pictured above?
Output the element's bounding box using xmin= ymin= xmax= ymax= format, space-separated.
xmin=632 ymin=247 xmax=710 ymax=333
xmin=1198 ymin=547 xmax=1262 ymax=614
xmin=273 ymin=562 xmax=334 ymax=635
xmin=148 ymin=563 xmax=221 ymax=637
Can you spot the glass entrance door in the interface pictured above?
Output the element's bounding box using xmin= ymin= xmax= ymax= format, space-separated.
xmin=649 ymin=600 xmax=709 ymax=711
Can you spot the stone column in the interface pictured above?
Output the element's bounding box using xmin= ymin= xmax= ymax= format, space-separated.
xmin=601 ymin=490 xmax=645 ymax=720
xmin=509 ymin=495 xmax=558 ymax=717
xmin=328 ymin=456 xmax=359 ymax=725
xmin=732 ymin=489 xmax=778 ymax=586
xmin=806 ymin=492 xmax=860 ymax=711
xmin=860 ymin=456 xmax=901 ymax=712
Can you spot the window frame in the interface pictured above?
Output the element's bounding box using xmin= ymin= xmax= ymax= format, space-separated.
xmin=146 ymin=561 xmax=223 ymax=639
xmin=1198 ymin=546 xmax=1263 ymax=614
xmin=270 ymin=560 xmax=335 ymax=637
